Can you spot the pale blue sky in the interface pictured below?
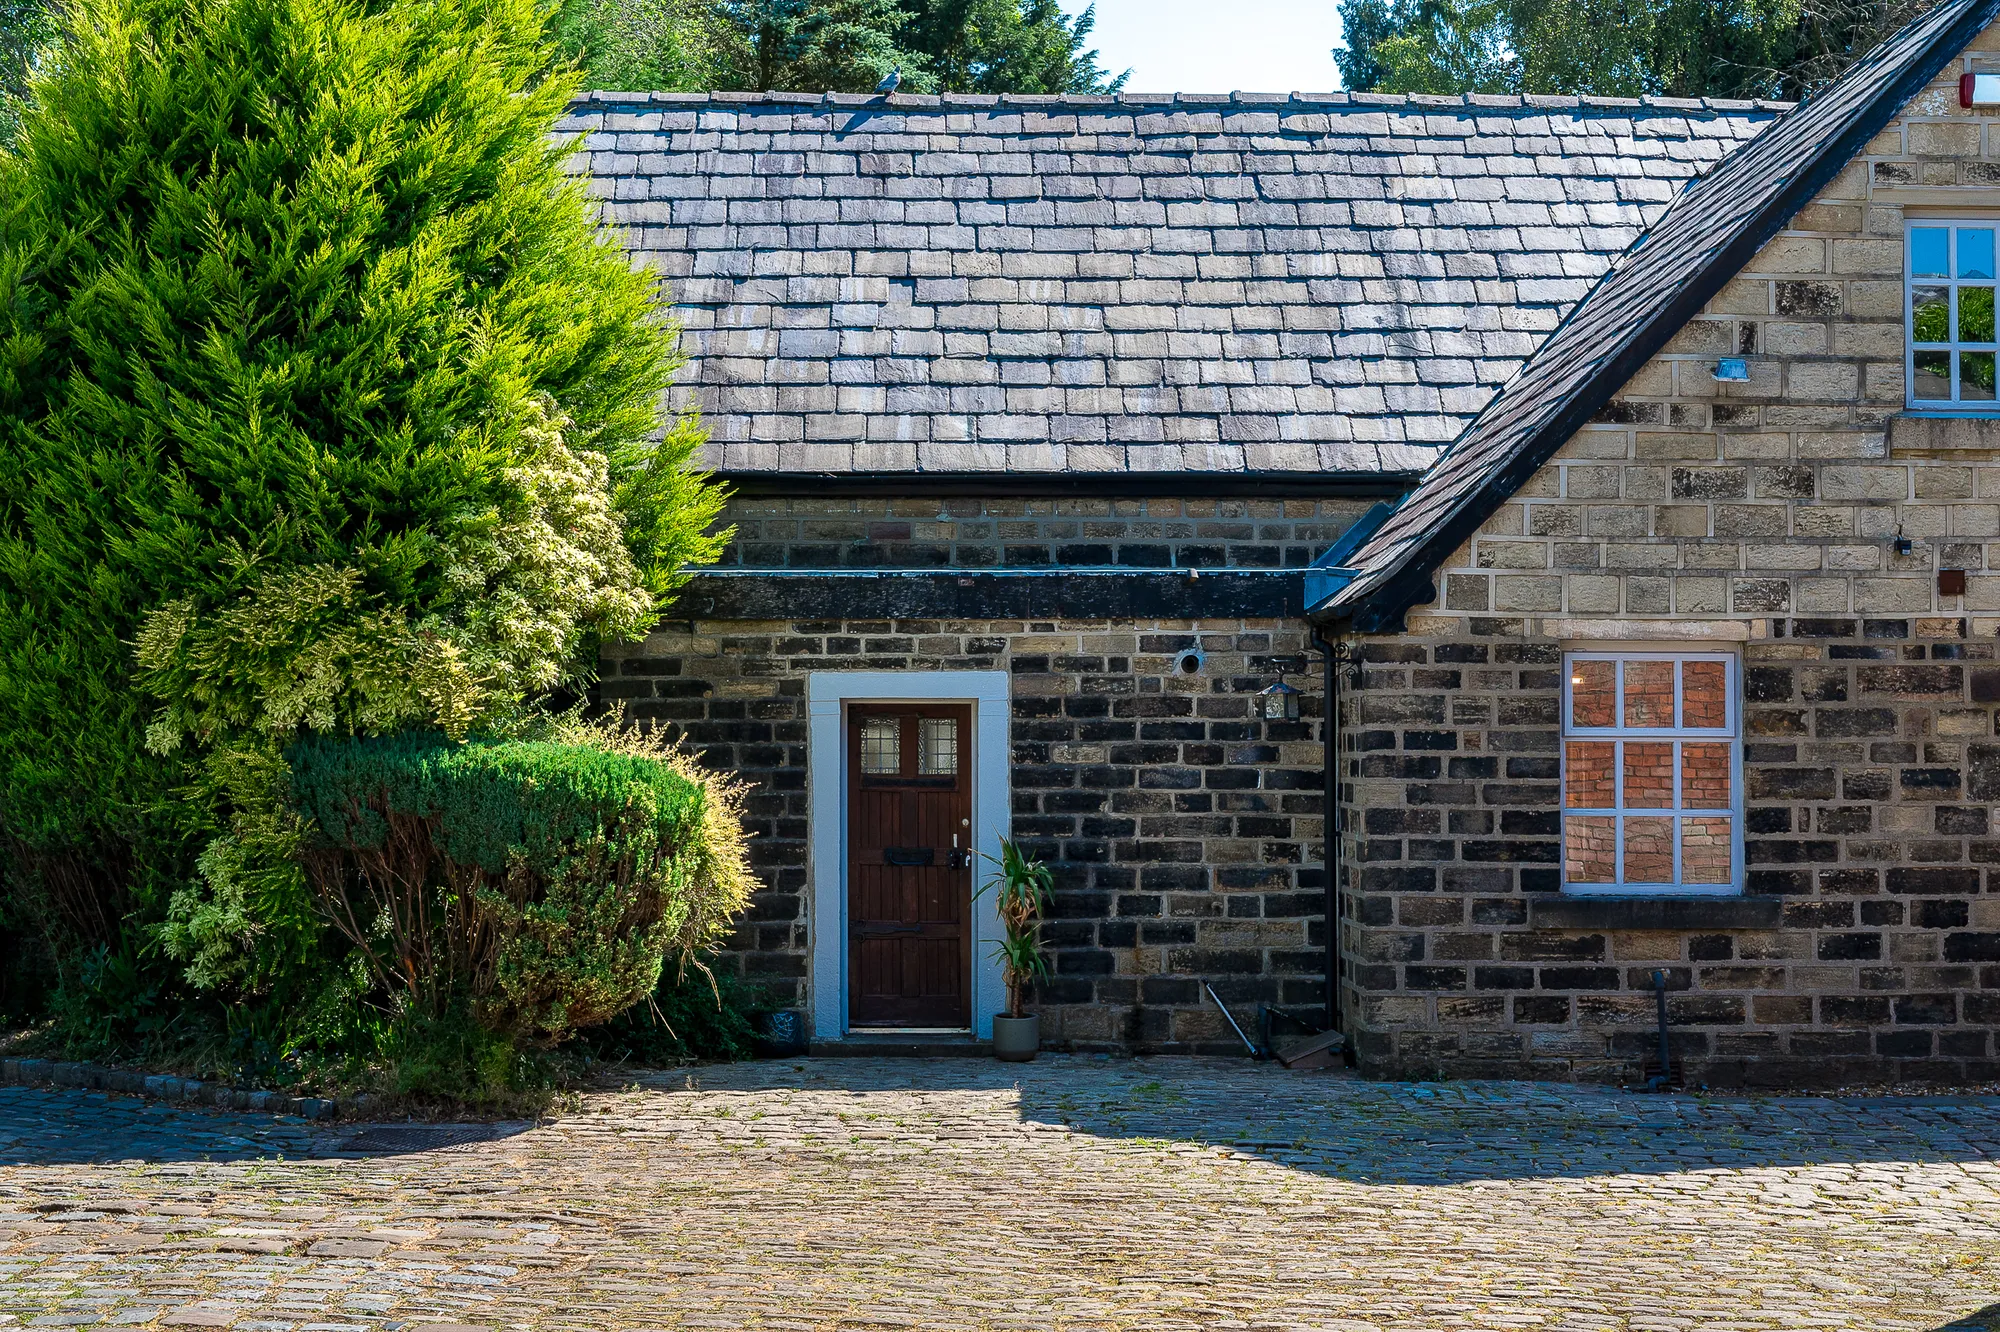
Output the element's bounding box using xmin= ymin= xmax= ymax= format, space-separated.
xmin=1071 ymin=1 xmax=1348 ymax=94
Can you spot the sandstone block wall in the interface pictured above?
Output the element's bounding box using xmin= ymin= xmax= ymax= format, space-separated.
xmin=1348 ymin=38 xmax=2000 ymax=1084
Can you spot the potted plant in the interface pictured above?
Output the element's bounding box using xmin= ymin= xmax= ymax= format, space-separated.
xmin=979 ymin=838 xmax=1053 ymax=1062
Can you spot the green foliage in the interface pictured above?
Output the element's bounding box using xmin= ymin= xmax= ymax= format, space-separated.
xmin=0 ymin=0 xmax=729 ymax=976
xmin=586 ymin=962 xmax=762 ymax=1063
xmin=291 ymin=726 xmax=753 ymax=1046
xmin=976 ymin=838 xmax=1051 ymax=1018
xmin=1335 ymin=0 xmax=1940 ymax=100
xmin=550 ymin=0 xmax=1126 ymax=95
xmin=0 ymin=0 xmax=57 ymax=141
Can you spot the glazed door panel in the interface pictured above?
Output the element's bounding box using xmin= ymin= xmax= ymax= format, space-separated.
xmin=847 ymin=704 xmax=973 ymax=1028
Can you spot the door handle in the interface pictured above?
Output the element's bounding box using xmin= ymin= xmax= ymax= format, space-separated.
xmin=856 ymin=924 xmax=922 ymax=938
xmin=882 ymin=846 xmax=934 ymax=867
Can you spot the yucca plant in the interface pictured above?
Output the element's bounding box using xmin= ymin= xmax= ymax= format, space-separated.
xmin=977 ymin=838 xmax=1053 ymax=1019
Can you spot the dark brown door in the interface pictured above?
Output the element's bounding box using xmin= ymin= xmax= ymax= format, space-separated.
xmin=847 ymin=703 xmax=972 ymax=1028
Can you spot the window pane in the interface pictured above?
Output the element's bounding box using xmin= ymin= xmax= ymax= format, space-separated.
xmin=1570 ymin=659 xmax=1615 ymax=728
xmin=1960 ymin=227 xmax=1996 ymax=280
xmin=1912 ymin=227 xmax=1949 ymax=277
xmin=1682 ymin=817 xmax=1733 ymax=883
xmin=1623 ymin=741 xmax=1674 ymax=809
xmin=860 ymin=716 xmax=900 ymax=774
xmin=1682 ymin=660 xmax=1728 ymax=728
xmin=1962 ymin=286 xmax=1997 ymax=342
xmin=1915 ymin=348 xmax=1952 ymax=399
xmin=1566 ymin=741 xmax=1615 ymax=809
xmin=919 ymin=717 xmax=958 ymax=775
xmin=1965 ymin=351 xmax=1997 ymax=402
xmin=1623 ymin=660 xmax=1674 ymax=728
xmin=1624 ymin=817 xmax=1674 ymax=883
xmin=1565 ymin=816 xmax=1615 ymax=883
xmin=1682 ymin=742 xmax=1732 ymax=808
xmin=1913 ymin=285 xmax=1949 ymax=343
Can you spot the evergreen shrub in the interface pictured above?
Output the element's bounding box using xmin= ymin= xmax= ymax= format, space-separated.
xmin=291 ymin=728 xmax=752 ymax=1047
xmin=0 ymin=0 xmax=729 ymax=985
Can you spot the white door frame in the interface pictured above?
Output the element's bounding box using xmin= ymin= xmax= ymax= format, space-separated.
xmin=806 ymin=670 xmax=1011 ymax=1040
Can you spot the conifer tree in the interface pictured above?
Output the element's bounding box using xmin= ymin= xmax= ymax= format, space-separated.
xmin=0 ymin=0 xmax=726 ymax=982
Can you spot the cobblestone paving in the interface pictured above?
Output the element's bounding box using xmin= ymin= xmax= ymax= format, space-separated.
xmin=5 ymin=1057 xmax=2000 ymax=1331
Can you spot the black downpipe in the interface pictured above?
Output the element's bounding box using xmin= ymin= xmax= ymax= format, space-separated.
xmin=1311 ymin=629 xmax=1341 ymax=1039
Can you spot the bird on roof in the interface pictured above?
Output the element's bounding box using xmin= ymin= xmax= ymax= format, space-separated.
xmin=876 ymin=67 xmax=900 ymax=96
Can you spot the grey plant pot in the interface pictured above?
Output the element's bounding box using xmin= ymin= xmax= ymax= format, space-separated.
xmin=992 ymin=1014 xmax=1040 ymax=1062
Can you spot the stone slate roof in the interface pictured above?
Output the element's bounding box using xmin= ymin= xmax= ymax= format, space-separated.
xmin=1319 ymin=0 xmax=2000 ymax=629
xmin=561 ymin=90 xmax=1782 ymax=477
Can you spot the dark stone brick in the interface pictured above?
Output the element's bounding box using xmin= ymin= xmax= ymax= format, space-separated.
xmin=1749 ymin=767 xmax=1835 ymax=800
xmin=1689 ymin=934 xmax=1734 ymax=961
xmin=1815 ymin=708 xmax=1897 ymax=737
xmin=1472 ymin=966 xmax=1536 ymax=990
xmin=1512 ymin=996 xmax=1570 ymax=1023
xmin=1817 ymin=933 xmax=1882 ymax=961
xmin=1406 ymin=967 xmax=1467 ymax=991
xmin=1877 ymin=1031 xmax=1933 ymax=1057
xmin=1858 ymin=665 xmax=1964 ymax=697
xmin=1861 ymin=900 xmax=1905 ymax=925
xmin=1540 ymin=966 xmax=1620 ymax=990
xmin=1781 ymin=901 xmax=1853 ymax=929
xmin=1498 ymin=933 xmax=1605 ymax=962
xmin=1939 ymin=806 xmax=1992 ymax=835
xmin=1747 ymin=806 xmax=1793 ymax=834
xmin=1944 ymin=933 xmax=2000 ymax=961
xmin=1843 ymin=770 xmax=1893 ymax=801
xmin=1894 ymin=994 xmax=1959 ymax=1025
xmin=1889 ymin=867 xmax=1982 ymax=895
xmin=1744 ymin=667 xmax=1794 ymax=702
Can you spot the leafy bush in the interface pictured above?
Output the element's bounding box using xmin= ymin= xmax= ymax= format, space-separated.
xmin=290 ymin=726 xmax=752 ymax=1046
xmin=586 ymin=964 xmax=763 ymax=1065
xmin=0 ymin=0 xmax=729 ymax=978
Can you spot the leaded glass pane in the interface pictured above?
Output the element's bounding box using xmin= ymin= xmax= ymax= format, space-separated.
xmin=919 ymin=717 xmax=958 ymax=776
xmin=860 ymin=716 xmax=900 ymax=775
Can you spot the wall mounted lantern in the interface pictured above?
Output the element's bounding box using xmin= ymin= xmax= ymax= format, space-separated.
xmin=1258 ymin=679 xmax=1301 ymax=722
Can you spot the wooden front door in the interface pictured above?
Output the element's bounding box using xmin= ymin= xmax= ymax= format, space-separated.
xmin=847 ymin=703 xmax=973 ymax=1028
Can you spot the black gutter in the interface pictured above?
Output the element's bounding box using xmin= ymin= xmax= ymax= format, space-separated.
xmin=1311 ymin=628 xmax=1341 ymax=1040
xmin=713 ymin=470 xmax=1422 ymax=501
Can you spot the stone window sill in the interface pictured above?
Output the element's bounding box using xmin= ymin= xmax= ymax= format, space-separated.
xmin=1528 ymin=895 xmax=1782 ymax=931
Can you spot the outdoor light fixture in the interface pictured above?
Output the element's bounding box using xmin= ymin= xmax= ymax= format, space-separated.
xmin=1258 ymin=679 xmax=1301 ymax=722
xmin=1713 ymin=358 xmax=1750 ymax=382
xmin=1963 ymin=72 xmax=2000 ymax=106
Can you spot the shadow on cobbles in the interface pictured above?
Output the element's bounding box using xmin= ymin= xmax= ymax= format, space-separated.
xmin=714 ymin=1056 xmax=2000 ymax=1185
xmin=0 ymin=1085 xmax=531 ymax=1165
xmin=1935 ymin=1304 xmax=2000 ymax=1330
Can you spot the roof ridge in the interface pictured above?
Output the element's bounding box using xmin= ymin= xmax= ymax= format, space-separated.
xmin=567 ymin=89 xmax=1793 ymax=116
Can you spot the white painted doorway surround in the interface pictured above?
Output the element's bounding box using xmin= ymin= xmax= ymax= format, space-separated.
xmin=806 ymin=671 xmax=1011 ymax=1040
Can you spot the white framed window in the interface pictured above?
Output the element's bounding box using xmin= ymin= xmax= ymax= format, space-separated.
xmin=1907 ymin=220 xmax=1998 ymax=410
xmin=1561 ymin=652 xmax=1741 ymax=897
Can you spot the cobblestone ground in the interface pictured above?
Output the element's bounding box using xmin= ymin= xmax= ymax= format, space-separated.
xmin=5 ymin=1057 xmax=2000 ymax=1331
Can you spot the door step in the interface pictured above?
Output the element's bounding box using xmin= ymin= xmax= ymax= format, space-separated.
xmin=812 ymin=1031 xmax=994 ymax=1057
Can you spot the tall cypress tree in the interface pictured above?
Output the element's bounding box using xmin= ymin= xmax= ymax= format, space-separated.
xmin=0 ymin=0 xmax=725 ymax=973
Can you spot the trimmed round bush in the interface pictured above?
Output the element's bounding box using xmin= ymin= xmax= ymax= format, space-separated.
xmin=290 ymin=731 xmax=750 ymax=1046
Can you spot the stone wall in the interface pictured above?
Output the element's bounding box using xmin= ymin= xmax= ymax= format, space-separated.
xmin=604 ymin=614 xmax=1330 ymax=1051
xmin=1342 ymin=617 xmax=2000 ymax=1085
xmin=1346 ymin=34 xmax=2000 ymax=1084
xmin=711 ymin=495 xmax=1375 ymax=571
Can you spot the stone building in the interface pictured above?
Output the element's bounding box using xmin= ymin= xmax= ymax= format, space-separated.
xmin=575 ymin=0 xmax=2000 ymax=1082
